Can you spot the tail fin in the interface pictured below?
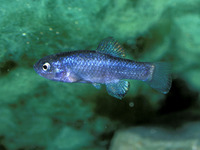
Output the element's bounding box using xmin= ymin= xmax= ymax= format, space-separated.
xmin=146 ymin=62 xmax=172 ymax=94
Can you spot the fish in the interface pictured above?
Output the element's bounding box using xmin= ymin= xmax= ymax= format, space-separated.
xmin=34 ymin=37 xmax=172 ymax=99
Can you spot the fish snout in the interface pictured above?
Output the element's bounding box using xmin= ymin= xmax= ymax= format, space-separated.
xmin=33 ymin=63 xmax=39 ymax=73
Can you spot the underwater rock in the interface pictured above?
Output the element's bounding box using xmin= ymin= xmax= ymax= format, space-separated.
xmin=174 ymin=14 xmax=200 ymax=92
xmin=110 ymin=122 xmax=200 ymax=150
xmin=48 ymin=127 xmax=93 ymax=150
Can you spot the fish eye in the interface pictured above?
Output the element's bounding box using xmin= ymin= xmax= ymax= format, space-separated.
xmin=42 ymin=62 xmax=50 ymax=71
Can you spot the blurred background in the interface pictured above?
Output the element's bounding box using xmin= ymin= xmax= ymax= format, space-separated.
xmin=0 ymin=0 xmax=200 ymax=150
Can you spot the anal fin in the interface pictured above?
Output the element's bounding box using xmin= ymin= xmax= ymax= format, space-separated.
xmin=106 ymin=80 xmax=130 ymax=100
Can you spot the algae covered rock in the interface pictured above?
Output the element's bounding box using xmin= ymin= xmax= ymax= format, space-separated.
xmin=0 ymin=0 xmax=200 ymax=149
xmin=49 ymin=127 xmax=93 ymax=150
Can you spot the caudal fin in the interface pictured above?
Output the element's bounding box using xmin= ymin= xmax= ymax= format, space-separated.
xmin=146 ymin=62 xmax=172 ymax=94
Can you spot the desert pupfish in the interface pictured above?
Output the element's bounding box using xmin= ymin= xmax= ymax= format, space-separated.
xmin=34 ymin=37 xmax=172 ymax=99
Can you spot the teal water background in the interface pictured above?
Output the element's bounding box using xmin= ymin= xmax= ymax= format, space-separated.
xmin=0 ymin=0 xmax=200 ymax=149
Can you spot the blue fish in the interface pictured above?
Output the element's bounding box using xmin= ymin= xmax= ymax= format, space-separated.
xmin=34 ymin=38 xmax=172 ymax=99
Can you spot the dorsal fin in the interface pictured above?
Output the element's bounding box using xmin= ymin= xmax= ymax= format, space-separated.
xmin=96 ymin=37 xmax=125 ymax=58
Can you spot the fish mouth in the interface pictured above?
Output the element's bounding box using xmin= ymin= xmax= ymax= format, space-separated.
xmin=33 ymin=63 xmax=38 ymax=73
xmin=33 ymin=64 xmax=36 ymax=70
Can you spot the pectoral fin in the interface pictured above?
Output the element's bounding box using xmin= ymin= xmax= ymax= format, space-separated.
xmin=92 ymin=83 xmax=101 ymax=89
xmin=106 ymin=80 xmax=130 ymax=100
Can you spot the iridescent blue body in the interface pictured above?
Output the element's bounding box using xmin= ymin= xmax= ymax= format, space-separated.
xmin=34 ymin=38 xmax=171 ymax=99
xmin=48 ymin=51 xmax=153 ymax=83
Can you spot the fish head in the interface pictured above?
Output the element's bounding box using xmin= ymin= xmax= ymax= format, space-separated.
xmin=34 ymin=55 xmax=64 ymax=81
